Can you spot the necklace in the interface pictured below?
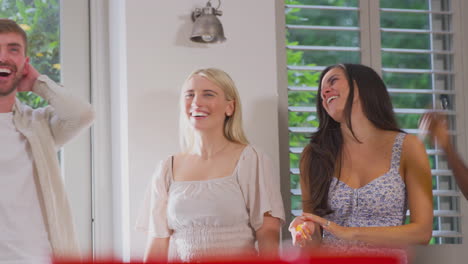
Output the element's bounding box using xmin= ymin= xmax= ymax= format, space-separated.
xmin=206 ymin=141 xmax=230 ymax=159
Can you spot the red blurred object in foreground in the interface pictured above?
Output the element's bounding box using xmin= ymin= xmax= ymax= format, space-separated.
xmin=53 ymin=254 xmax=400 ymax=264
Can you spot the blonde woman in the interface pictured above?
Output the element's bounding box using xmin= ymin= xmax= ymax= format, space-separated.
xmin=137 ymin=68 xmax=285 ymax=262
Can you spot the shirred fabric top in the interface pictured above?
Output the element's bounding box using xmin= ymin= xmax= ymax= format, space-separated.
xmin=136 ymin=145 xmax=285 ymax=262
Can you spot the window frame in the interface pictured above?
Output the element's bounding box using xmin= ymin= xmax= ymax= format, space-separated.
xmin=280 ymin=0 xmax=468 ymax=246
xmin=89 ymin=0 xmax=130 ymax=261
xmin=60 ymin=0 xmax=93 ymax=254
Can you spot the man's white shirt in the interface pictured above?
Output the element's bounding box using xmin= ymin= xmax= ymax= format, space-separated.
xmin=0 ymin=112 xmax=51 ymax=264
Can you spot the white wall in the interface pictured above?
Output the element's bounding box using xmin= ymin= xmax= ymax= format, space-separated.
xmin=125 ymin=0 xmax=282 ymax=259
xmin=118 ymin=0 xmax=468 ymax=261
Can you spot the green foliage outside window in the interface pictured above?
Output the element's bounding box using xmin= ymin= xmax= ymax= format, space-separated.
xmin=286 ymin=0 xmax=454 ymax=244
xmin=0 ymin=0 xmax=60 ymax=109
xmin=286 ymin=1 xmax=320 ymax=203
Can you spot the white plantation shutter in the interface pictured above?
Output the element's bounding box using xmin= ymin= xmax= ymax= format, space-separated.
xmin=285 ymin=0 xmax=464 ymax=244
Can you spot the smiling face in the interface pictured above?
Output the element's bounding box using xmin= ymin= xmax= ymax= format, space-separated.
xmin=183 ymin=75 xmax=234 ymax=132
xmin=320 ymin=67 xmax=360 ymax=123
xmin=0 ymin=32 xmax=28 ymax=97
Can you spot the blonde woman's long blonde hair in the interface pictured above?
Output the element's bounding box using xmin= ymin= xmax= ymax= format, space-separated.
xmin=179 ymin=68 xmax=249 ymax=152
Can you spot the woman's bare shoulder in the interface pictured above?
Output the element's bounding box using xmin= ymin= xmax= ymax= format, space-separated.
xmin=402 ymin=134 xmax=426 ymax=155
xmin=401 ymin=133 xmax=430 ymax=173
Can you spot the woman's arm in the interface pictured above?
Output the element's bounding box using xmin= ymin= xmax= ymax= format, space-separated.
xmin=444 ymin=143 xmax=468 ymax=199
xmin=420 ymin=112 xmax=468 ymax=199
xmin=136 ymin=159 xmax=173 ymax=262
xmin=256 ymin=213 xmax=281 ymax=258
xmin=288 ymin=174 xmax=322 ymax=249
xmin=144 ymin=237 xmax=170 ymax=262
xmin=302 ymin=135 xmax=433 ymax=247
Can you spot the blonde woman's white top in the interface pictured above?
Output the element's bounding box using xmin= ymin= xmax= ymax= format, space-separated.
xmin=136 ymin=145 xmax=285 ymax=262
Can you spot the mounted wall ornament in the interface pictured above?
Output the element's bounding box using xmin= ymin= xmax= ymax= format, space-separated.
xmin=190 ymin=0 xmax=226 ymax=43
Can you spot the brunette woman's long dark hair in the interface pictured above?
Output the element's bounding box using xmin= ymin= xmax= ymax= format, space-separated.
xmin=300 ymin=64 xmax=402 ymax=216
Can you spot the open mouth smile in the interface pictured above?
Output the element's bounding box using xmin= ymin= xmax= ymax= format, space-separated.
xmin=191 ymin=111 xmax=209 ymax=118
xmin=0 ymin=68 xmax=13 ymax=78
xmin=326 ymin=95 xmax=339 ymax=105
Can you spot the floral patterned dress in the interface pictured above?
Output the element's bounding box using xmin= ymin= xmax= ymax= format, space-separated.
xmin=323 ymin=132 xmax=408 ymax=262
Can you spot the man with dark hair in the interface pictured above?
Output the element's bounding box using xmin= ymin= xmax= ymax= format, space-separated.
xmin=420 ymin=112 xmax=468 ymax=200
xmin=0 ymin=18 xmax=95 ymax=262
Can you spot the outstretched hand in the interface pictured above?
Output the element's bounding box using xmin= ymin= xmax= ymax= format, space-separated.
xmin=16 ymin=61 xmax=40 ymax=93
xmin=419 ymin=112 xmax=450 ymax=150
